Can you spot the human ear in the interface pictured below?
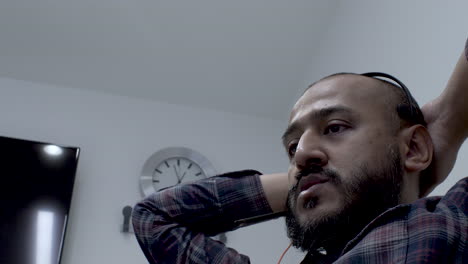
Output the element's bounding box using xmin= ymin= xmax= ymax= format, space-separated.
xmin=400 ymin=125 xmax=434 ymax=173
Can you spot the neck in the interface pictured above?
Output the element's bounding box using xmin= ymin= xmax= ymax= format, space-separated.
xmin=400 ymin=173 xmax=420 ymax=203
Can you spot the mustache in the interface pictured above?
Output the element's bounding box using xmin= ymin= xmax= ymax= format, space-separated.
xmin=294 ymin=165 xmax=324 ymax=181
xmin=292 ymin=167 xmax=340 ymax=193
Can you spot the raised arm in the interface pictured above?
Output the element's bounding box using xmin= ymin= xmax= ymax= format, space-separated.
xmin=132 ymin=170 xmax=283 ymax=264
xmin=420 ymin=38 xmax=468 ymax=196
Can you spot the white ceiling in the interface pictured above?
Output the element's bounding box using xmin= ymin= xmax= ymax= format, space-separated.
xmin=0 ymin=1 xmax=339 ymax=120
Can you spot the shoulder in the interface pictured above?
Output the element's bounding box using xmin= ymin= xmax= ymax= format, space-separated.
xmin=337 ymin=178 xmax=468 ymax=263
xmin=405 ymin=177 xmax=468 ymax=263
xmin=409 ymin=176 xmax=467 ymax=220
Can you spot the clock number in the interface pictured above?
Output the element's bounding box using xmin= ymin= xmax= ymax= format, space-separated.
xmin=164 ymin=161 xmax=170 ymax=168
xmin=196 ymin=172 xmax=202 ymax=176
xmin=187 ymin=163 xmax=193 ymax=169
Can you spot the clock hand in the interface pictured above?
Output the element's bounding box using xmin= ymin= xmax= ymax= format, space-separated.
xmin=173 ymin=165 xmax=181 ymax=183
xmin=180 ymin=171 xmax=187 ymax=182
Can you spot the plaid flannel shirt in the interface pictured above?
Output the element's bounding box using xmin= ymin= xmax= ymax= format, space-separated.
xmin=132 ymin=170 xmax=467 ymax=263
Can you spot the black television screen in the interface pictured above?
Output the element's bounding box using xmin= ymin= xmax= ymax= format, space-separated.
xmin=0 ymin=136 xmax=80 ymax=264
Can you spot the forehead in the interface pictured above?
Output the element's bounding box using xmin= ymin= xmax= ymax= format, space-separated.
xmin=290 ymin=75 xmax=392 ymax=122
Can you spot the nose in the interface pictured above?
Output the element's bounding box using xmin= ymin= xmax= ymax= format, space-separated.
xmin=293 ymin=130 xmax=328 ymax=171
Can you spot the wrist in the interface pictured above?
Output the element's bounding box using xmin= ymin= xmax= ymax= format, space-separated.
xmin=259 ymin=173 xmax=289 ymax=213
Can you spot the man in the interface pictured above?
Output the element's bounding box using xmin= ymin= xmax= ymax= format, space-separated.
xmin=132 ymin=41 xmax=468 ymax=263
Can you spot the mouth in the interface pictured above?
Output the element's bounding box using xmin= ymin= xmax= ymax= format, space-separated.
xmin=296 ymin=175 xmax=330 ymax=210
xmin=299 ymin=176 xmax=329 ymax=192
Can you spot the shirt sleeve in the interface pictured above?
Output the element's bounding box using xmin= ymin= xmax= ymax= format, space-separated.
xmin=132 ymin=170 xmax=273 ymax=264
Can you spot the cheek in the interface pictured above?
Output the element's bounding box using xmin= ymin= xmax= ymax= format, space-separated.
xmin=336 ymin=132 xmax=390 ymax=168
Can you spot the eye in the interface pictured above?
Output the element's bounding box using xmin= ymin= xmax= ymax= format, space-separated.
xmin=324 ymin=124 xmax=347 ymax=135
xmin=287 ymin=143 xmax=298 ymax=157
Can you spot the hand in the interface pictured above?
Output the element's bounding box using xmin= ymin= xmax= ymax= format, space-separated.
xmin=180 ymin=171 xmax=187 ymax=182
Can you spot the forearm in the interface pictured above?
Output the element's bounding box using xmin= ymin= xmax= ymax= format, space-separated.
xmin=419 ymin=38 xmax=468 ymax=196
xmin=132 ymin=170 xmax=272 ymax=264
xmin=439 ymin=42 xmax=468 ymax=141
xmin=259 ymin=172 xmax=289 ymax=213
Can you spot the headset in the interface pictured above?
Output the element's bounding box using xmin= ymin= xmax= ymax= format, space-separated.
xmin=361 ymin=72 xmax=423 ymax=125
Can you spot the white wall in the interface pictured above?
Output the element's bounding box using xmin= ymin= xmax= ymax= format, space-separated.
xmin=302 ymin=0 xmax=468 ymax=196
xmin=0 ymin=77 xmax=305 ymax=263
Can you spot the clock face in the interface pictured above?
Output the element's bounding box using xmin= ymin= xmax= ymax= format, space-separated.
xmin=152 ymin=157 xmax=207 ymax=190
xmin=140 ymin=147 xmax=217 ymax=197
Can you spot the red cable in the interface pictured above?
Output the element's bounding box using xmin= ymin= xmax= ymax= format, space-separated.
xmin=277 ymin=242 xmax=293 ymax=264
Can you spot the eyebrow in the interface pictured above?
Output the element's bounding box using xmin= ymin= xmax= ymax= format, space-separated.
xmin=281 ymin=106 xmax=355 ymax=147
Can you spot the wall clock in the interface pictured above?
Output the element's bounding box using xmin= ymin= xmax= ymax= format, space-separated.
xmin=140 ymin=147 xmax=217 ymax=196
xmin=139 ymin=147 xmax=227 ymax=243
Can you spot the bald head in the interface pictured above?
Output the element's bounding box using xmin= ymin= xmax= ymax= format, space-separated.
xmin=302 ymin=73 xmax=426 ymax=133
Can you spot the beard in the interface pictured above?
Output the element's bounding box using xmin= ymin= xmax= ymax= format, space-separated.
xmin=285 ymin=144 xmax=403 ymax=252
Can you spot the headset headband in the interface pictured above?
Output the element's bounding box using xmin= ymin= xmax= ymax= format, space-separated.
xmin=361 ymin=72 xmax=418 ymax=120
